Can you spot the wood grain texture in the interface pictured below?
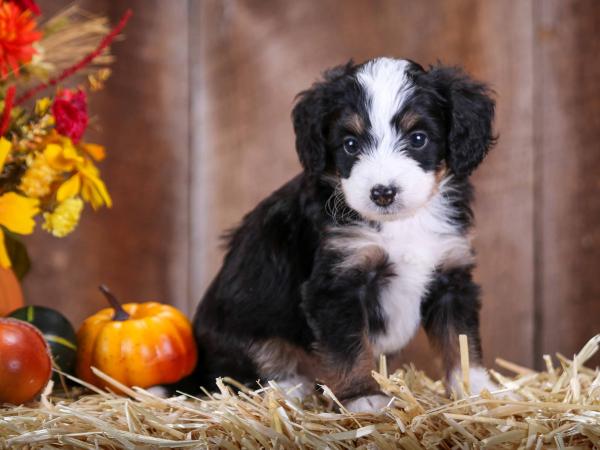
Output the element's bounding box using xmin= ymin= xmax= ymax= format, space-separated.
xmin=534 ymin=0 xmax=600 ymax=368
xmin=192 ymin=0 xmax=536 ymax=374
xmin=23 ymin=0 xmax=190 ymax=326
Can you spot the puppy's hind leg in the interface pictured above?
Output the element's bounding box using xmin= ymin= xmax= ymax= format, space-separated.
xmin=248 ymin=337 xmax=320 ymax=403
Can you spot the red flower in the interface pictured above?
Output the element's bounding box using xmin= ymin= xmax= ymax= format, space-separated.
xmin=11 ymin=0 xmax=40 ymax=15
xmin=0 ymin=1 xmax=41 ymax=78
xmin=51 ymin=89 xmax=89 ymax=143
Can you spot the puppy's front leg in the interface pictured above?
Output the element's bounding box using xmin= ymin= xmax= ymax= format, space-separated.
xmin=421 ymin=267 xmax=496 ymax=396
xmin=301 ymin=257 xmax=383 ymax=409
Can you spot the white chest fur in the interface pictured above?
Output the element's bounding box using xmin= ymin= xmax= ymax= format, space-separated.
xmin=329 ymin=191 xmax=474 ymax=356
xmin=372 ymin=212 xmax=470 ymax=354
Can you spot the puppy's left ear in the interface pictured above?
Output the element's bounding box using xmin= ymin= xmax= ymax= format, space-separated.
xmin=431 ymin=66 xmax=496 ymax=177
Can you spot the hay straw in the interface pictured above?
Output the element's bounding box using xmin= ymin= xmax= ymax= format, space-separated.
xmin=1 ymin=335 xmax=599 ymax=449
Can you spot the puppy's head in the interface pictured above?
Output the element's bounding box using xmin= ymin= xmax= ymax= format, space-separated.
xmin=292 ymin=57 xmax=495 ymax=221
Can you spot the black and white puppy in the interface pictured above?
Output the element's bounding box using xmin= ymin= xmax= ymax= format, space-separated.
xmin=191 ymin=57 xmax=496 ymax=411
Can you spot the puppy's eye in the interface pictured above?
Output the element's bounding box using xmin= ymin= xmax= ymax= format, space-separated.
xmin=343 ymin=136 xmax=360 ymax=155
xmin=408 ymin=131 xmax=428 ymax=149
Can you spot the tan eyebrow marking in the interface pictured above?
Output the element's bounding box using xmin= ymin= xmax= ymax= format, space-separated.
xmin=341 ymin=113 xmax=365 ymax=135
xmin=398 ymin=110 xmax=421 ymax=130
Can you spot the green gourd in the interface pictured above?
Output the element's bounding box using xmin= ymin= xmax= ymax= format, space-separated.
xmin=9 ymin=305 xmax=77 ymax=383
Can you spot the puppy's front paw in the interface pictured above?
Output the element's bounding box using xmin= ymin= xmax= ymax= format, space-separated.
xmin=449 ymin=366 xmax=498 ymax=396
xmin=146 ymin=385 xmax=169 ymax=398
xmin=274 ymin=376 xmax=312 ymax=401
xmin=344 ymin=394 xmax=391 ymax=413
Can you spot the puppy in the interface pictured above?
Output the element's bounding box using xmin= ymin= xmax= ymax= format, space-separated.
xmin=190 ymin=57 xmax=496 ymax=412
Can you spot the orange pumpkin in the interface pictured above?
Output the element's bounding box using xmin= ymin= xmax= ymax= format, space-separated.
xmin=0 ymin=267 xmax=24 ymax=317
xmin=76 ymin=285 xmax=197 ymax=389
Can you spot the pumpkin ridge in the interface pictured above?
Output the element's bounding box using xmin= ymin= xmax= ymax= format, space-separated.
xmin=92 ymin=321 xmax=120 ymax=387
xmin=156 ymin=317 xmax=186 ymax=382
xmin=118 ymin=319 xmax=130 ymax=387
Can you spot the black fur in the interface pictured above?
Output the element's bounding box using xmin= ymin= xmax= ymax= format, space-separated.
xmin=301 ymin=239 xmax=395 ymax=365
xmin=423 ymin=66 xmax=496 ymax=177
xmin=292 ymin=62 xmax=361 ymax=175
xmin=179 ymin=58 xmax=496 ymax=398
xmin=421 ymin=266 xmax=483 ymax=379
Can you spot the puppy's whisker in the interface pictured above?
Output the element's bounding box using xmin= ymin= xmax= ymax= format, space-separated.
xmin=330 ymin=185 xmax=357 ymax=225
xmin=333 ymin=188 xmax=345 ymax=219
xmin=324 ymin=182 xmax=351 ymax=226
xmin=325 ymin=189 xmax=340 ymax=224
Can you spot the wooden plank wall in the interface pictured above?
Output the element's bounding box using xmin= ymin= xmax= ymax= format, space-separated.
xmin=25 ymin=0 xmax=599 ymax=374
xmin=534 ymin=0 xmax=600 ymax=367
xmin=25 ymin=0 xmax=191 ymax=324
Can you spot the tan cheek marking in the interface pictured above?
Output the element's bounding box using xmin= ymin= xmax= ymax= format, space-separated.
xmin=426 ymin=163 xmax=448 ymax=201
xmin=435 ymin=163 xmax=448 ymax=184
xmin=420 ymin=162 xmax=448 ymax=201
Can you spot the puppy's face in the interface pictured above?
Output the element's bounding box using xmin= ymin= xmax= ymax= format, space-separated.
xmin=334 ymin=59 xmax=446 ymax=220
xmin=293 ymin=58 xmax=495 ymax=222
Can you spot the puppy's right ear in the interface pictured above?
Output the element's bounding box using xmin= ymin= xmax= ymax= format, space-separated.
xmin=292 ymin=62 xmax=354 ymax=175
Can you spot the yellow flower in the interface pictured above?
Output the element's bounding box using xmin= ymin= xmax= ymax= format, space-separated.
xmin=79 ymin=159 xmax=112 ymax=209
xmin=81 ymin=143 xmax=106 ymax=161
xmin=18 ymin=134 xmax=112 ymax=210
xmin=35 ymin=97 xmax=51 ymax=116
xmin=19 ymin=137 xmax=87 ymax=198
xmin=19 ymin=153 xmax=59 ymax=198
xmin=44 ymin=140 xmax=83 ymax=172
xmin=42 ymin=197 xmax=84 ymax=238
xmin=0 ymin=192 xmax=40 ymax=267
xmin=57 ymin=157 xmax=112 ymax=210
xmin=0 ymin=193 xmax=39 ymax=234
xmin=0 ymin=136 xmax=10 ymax=169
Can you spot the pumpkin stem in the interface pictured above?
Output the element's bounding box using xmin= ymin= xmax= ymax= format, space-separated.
xmin=99 ymin=285 xmax=130 ymax=321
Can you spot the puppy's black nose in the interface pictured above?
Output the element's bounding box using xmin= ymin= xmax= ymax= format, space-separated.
xmin=370 ymin=184 xmax=397 ymax=207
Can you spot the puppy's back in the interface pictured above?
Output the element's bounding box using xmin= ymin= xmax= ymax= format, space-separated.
xmin=191 ymin=173 xmax=327 ymax=388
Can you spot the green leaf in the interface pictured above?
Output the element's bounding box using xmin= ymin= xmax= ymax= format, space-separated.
xmin=3 ymin=229 xmax=31 ymax=280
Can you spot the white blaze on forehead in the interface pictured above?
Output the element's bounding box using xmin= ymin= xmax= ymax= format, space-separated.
xmin=342 ymin=58 xmax=433 ymax=221
xmin=356 ymin=58 xmax=413 ymax=145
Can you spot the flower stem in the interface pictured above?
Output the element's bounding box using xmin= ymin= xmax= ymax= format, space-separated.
xmin=0 ymin=85 xmax=16 ymax=135
xmin=98 ymin=284 xmax=129 ymax=321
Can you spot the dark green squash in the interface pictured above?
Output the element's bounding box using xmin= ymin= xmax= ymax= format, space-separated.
xmin=9 ymin=305 xmax=77 ymax=383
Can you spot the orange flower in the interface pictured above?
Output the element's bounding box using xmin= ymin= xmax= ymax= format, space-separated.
xmin=0 ymin=0 xmax=41 ymax=78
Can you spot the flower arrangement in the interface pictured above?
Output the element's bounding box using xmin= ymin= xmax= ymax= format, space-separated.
xmin=0 ymin=1 xmax=131 ymax=275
